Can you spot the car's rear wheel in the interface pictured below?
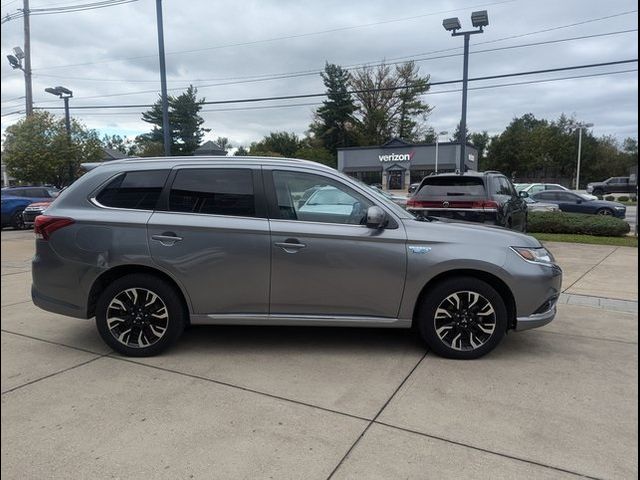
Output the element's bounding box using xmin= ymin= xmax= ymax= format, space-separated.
xmin=96 ymin=274 xmax=185 ymax=357
xmin=597 ymin=208 xmax=614 ymax=216
xmin=417 ymin=277 xmax=507 ymax=359
xmin=10 ymin=209 xmax=26 ymax=230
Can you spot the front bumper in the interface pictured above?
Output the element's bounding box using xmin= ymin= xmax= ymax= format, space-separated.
xmin=22 ymin=208 xmax=45 ymax=226
xmin=516 ymin=298 xmax=558 ymax=331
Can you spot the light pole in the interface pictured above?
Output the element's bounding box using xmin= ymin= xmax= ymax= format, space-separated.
xmin=443 ymin=10 xmax=488 ymax=174
xmin=568 ymin=122 xmax=593 ymax=190
xmin=45 ymin=86 xmax=74 ymax=185
xmin=155 ymin=0 xmax=171 ymax=156
xmin=434 ymin=130 xmax=448 ymax=173
xmin=6 ymin=45 xmax=32 ymax=116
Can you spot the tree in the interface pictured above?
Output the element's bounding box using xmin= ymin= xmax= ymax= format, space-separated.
xmin=470 ymin=131 xmax=490 ymax=165
xmin=102 ymin=134 xmax=138 ymax=156
xmin=310 ymin=63 xmax=357 ymax=154
xmin=215 ymin=136 xmax=232 ymax=153
xmin=249 ymin=131 xmax=303 ymax=157
xmin=395 ymin=61 xmax=432 ymax=141
xmin=294 ymin=145 xmax=336 ymax=168
xmin=140 ymin=85 xmax=207 ymax=155
xmin=3 ymin=111 xmax=103 ymax=187
xmin=234 ymin=146 xmax=250 ymax=156
xmin=350 ymin=62 xmax=432 ymax=145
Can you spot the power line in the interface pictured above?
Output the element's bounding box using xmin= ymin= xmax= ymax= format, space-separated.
xmin=33 ymin=59 xmax=639 ymax=110
xmin=1 ymin=110 xmax=24 ymax=117
xmin=30 ymin=28 xmax=638 ymax=88
xmin=34 ymin=68 xmax=638 ymax=117
xmin=1 ymin=0 xmax=137 ymax=23
xmin=30 ymin=6 xmax=637 ymax=71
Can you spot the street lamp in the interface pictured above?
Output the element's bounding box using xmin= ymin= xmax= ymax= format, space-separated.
xmin=434 ymin=130 xmax=448 ymax=173
xmin=443 ymin=10 xmax=488 ymax=174
xmin=568 ymin=122 xmax=594 ymax=190
xmin=45 ymin=86 xmax=74 ymax=185
xmin=6 ymin=46 xmax=32 ymax=115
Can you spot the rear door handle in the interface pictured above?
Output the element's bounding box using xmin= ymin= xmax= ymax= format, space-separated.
xmin=275 ymin=239 xmax=306 ymax=253
xmin=151 ymin=233 xmax=183 ymax=246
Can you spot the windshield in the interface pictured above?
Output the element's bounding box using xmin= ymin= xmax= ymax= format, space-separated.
xmin=514 ymin=183 xmax=530 ymax=191
xmin=579 ymin=193 xmax=595 ymax=201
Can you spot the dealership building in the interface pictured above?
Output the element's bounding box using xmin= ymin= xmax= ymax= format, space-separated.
xmin=337 ymin=137 xmax=478 ymax=190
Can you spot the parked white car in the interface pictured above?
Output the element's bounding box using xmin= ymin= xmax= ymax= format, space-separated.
xmin=515 ymin=183 xmax=598 ymax=200
xmin=523 ymin=196 xmax=560 ymax=212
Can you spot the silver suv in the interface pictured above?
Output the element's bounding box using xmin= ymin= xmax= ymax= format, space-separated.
xmin=32 ymin=157 xmax=562 ymax=359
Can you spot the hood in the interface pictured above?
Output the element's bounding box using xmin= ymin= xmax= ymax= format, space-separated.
xmin=402 ymin=217 xmax=540 ymax=248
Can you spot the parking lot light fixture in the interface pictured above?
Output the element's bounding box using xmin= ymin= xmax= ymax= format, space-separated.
xmin=443 ymin=11 xmax=489 ymax=174
xmin=45 ymin=86 xmax=74 ymax=185
xmin=568 ymin=122 xmax=594 ymax=190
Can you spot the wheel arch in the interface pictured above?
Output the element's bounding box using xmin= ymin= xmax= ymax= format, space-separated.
xmin=87 ymin=264 xmax=191 ymax=321
xmin=412 ymin=269 xmax=517 ymax=330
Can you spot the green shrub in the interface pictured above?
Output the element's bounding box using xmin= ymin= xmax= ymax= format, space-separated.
xmin=528 ymin=212 xmax=630 ymax=237
xmin=618 ymin=196 xmax=630 ymax=202
xmin=605 ymin=195 xmax=615 ymax=201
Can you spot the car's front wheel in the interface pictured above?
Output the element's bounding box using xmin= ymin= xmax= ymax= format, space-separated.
xmin=417 ymin=277 xmax=507 ymax=359
xmin=597 ymin=208 xmax=614 ymax=216
xmin=10 ymin=209 xmax=26 ymax=230
xmin=96 ymin=274 xmax=185 ymax=357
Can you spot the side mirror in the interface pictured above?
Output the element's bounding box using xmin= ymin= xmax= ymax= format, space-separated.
xmin=518 ymin=191 xmax=529 ymax=198
xmin=366 ymin=206 xmax=387 ymax=229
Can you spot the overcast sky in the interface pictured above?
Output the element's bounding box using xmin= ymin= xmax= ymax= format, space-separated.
xmin=1 ymin=0 xmax=638 ymax=149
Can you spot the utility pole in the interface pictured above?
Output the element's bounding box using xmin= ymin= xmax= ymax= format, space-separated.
xmin=22 ymin=0 xmax=33 ymax=115
xmin=155 ymin=0 xmax=171 ymax=156
xmin=569 ymin=122 xmax=593 ymax=190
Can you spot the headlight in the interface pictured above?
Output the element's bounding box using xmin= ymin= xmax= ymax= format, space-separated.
xmin=511 ymin=246 xmax=555 ymax=265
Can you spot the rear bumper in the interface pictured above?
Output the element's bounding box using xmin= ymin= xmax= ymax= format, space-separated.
xmin=32 ymin=285 xmax=86 ymax=319
xmin=408 ymin=208 xmax=498 ymax=225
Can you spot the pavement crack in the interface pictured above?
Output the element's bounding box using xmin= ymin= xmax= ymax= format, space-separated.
xmin=373 ymin=421 xmax=604 ymax=480
xmin=1 ymin=354 xmax=108 ymax=395
xmin=104 ymin=354 xmax=372 ymax=423
xmin=562 ymin=246 xmax=619 ymax=293
xmin=326 ymin=349 xmax=429 ymax=480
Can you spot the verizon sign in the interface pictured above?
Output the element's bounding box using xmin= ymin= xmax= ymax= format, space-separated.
xmin=378 ymin=151 xmax=414 ymax=162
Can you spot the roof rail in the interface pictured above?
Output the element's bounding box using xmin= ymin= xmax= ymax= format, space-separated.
xmin=482 ymin=170 xmax=503 ymax=175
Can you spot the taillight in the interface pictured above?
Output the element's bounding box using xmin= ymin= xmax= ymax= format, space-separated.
xmin=472 ymin=200 xmax=499 ymax=210
xmin=34 ymin=215 xmax=75 ymax=240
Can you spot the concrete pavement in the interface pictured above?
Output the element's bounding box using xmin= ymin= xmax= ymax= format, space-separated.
xmin=1 ymin=230 xmax=637 ymax=479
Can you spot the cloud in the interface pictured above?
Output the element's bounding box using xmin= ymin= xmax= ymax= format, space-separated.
xmin=1 ymin=0 xmax=638 ymax=145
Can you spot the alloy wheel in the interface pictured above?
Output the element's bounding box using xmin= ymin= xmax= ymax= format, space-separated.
xmin=106 ymin=288 xmax=169 ymax=348
xmin=433 ymin=291 xmax=497 ymax=351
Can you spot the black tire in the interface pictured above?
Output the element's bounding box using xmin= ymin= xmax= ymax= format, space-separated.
xmin=10 ymin=209 xmax=26 ymax=230
xmin=592 ymin=189 xmax=604 ymax=197
xmin=417 ymin=276 xmax=507 ymax=359
xmin=596 ymin=208 xmax=614 ymax=216
xmin=96 ymin=273 xmax=185 ymax=357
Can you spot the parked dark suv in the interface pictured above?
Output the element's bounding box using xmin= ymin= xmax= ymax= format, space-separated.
xmin=406 ymin=171 xmax=528 ymax=231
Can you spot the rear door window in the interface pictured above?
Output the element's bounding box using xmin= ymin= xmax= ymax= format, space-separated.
xmin=415 ymin=177 xmax=486 ymax=198
xmin=168 ymin=168 xmax=256 ymax=217
xmin=96 ymin=170 xmax=169 ymax=210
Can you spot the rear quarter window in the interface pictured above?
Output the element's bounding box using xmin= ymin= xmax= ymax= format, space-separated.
xmin=95 ymin=170 xmax=169 ymax=210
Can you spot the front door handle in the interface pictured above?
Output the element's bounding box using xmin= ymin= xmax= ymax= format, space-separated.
xmin=275 ymin=239 xmax=306 ymax=253
xmin=151 ymin=233 xmax=183 ymax=246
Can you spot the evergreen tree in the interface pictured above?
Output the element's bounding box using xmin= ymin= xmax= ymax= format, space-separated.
xmin=140 ymin=85 xmax=207 ymax=155
xmin=310 ymin=63 xmax=357 ymax=154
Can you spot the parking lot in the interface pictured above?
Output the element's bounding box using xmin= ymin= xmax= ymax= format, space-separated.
xmin=1 ymin=229 xmax=637 ymax=479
